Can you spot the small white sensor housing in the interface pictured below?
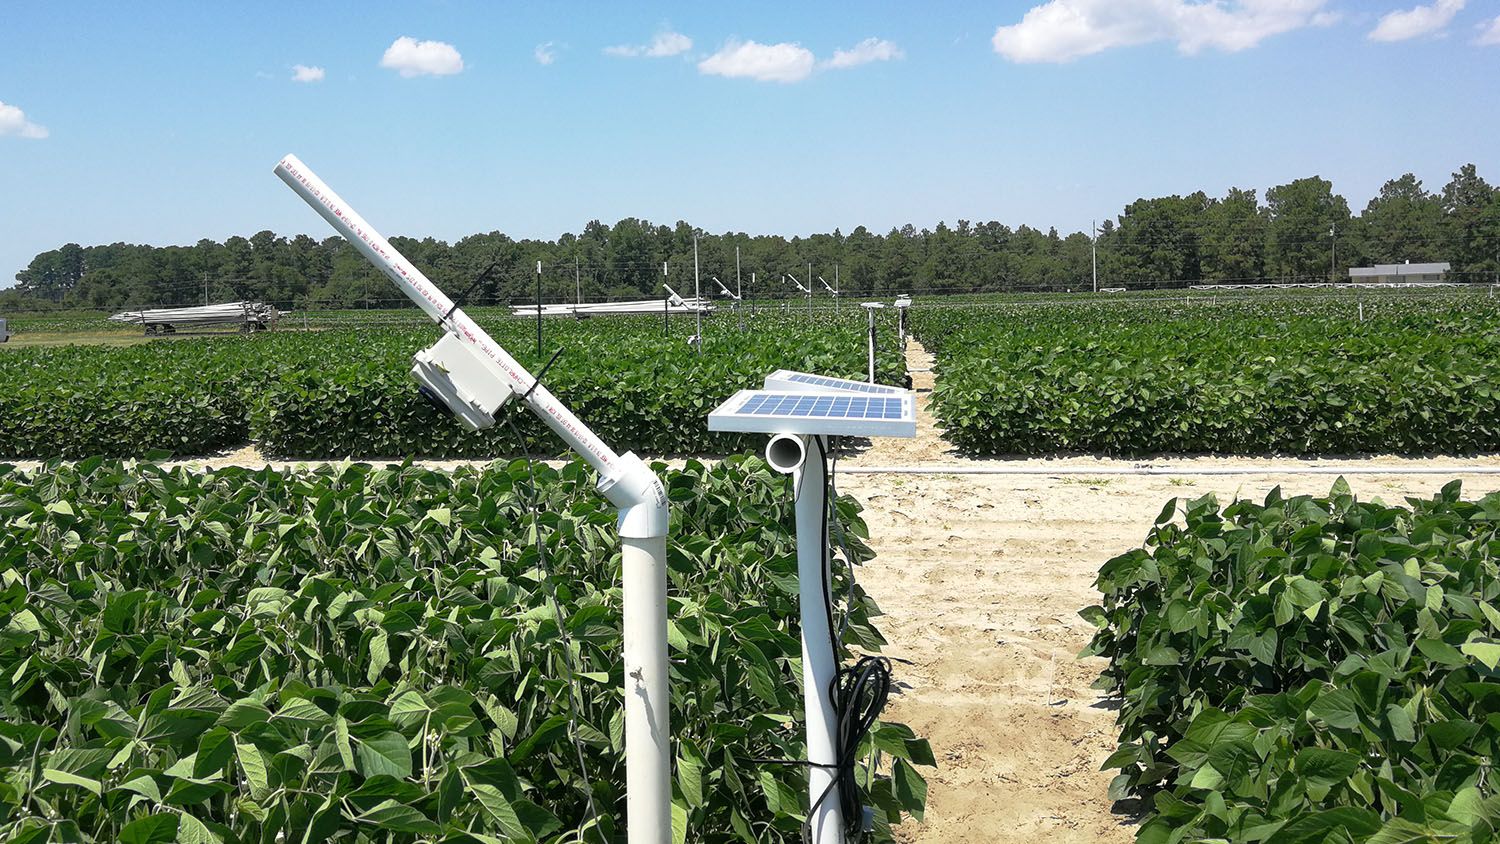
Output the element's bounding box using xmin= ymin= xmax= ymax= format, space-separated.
xmin=410 ymin=332 xmax=515 ymax=430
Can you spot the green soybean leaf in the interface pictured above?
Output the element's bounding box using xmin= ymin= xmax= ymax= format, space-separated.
xmin=678 ymin=739 xmax=705 ymax=808
xmin=1296 ymin=748 xmax=1361 ymax=789
xmin=42 ymin=767 xmax=103 ymax=795
xmin=1386 ymin=703 xmax=1416 ymax=743
xmin=174 ymin=813 xmax=224 ymax=844
xmin=672 ymin=799 xmax=688 ymax=844
xmin=1366 ymin=817 xmax=1448 ymax=844
xmin=358 ymin=799 xmax=441 ymax=834
xmin=119 ymin=814 xmax=179 ymax=844
xmin=1309 ymin=688 xmax=1362 ymax=730
xmin=1416 ymin=638 xmax=1466 ymax=668
xmin=236 ymin=739 xmax=272 ymax=801
xmin=354 ymin=731 xmax=412 ymax=779
xmin=1461 ymin=640 xmax=1500 ymax=670
xmin=1276 ymin=807 xmax=1382 ymax=843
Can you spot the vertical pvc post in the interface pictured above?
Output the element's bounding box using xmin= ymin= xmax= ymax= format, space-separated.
xmin=736 ymin=246 xmax=744 ymax=331
xmin=622 ymin=535 xmax=670 ymax=844
xmin=693 ymin=236 xmax=703 ymax=354
xmin=861 ymin=303 xmax=883 ymax=385
xmin=790 ymin=436 xmax=844 ymax=844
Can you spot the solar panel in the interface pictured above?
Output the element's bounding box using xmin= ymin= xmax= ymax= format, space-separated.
xmin=708 ymin=389 xmax=916 ymax=437
xmin=763 ymin=369 xmax=905 ymax=396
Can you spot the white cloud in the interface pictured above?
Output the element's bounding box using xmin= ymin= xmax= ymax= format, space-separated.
xmin=535 ymin=42 xmax=557 ymax=65
xmin=992 ymin=0 xmax=1335 ymax=63
xmin=380 ymin=36 xmax=464 ymax=77
xmin=822 ymin=37 xmax=904 ymax=69
xmin=604 ymin=30 xmax=693 ymax=58
xmin=1369 ymin=0 xmax=1465 ymax=42
xmin=698 ymin=39 xmax=816 ymax=82
xmin=1478 ymin=14 xmax=1500 ymax=45
xmin=291 ymin=64 xmax=326 ymax=83
xmin=0 ymin=101 xmax=47 ymax=139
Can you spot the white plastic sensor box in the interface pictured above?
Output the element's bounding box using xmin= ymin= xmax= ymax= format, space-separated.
xmin=410 ymin=332 xmax=515 ymax=430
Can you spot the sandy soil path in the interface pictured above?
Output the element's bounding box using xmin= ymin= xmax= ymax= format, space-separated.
xmin=833 ymin=339 xmax=1500 ymax=843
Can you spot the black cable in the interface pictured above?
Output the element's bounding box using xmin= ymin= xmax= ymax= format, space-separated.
xmin=814 ymin=437 xmax=841 ymax=671
xmin=502 ymin=412 xmax=608 ymax=842
xmin=827 ymin=442 xmax=857 ymax=642
xmin=442 ymin=254 xmax=505 ymax=322
xmin=520 ymin=347 xmax=565 ymax=402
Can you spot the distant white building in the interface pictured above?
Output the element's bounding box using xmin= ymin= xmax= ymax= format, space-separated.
xmin=1348 ymin=261 xmax=1450 ymax=284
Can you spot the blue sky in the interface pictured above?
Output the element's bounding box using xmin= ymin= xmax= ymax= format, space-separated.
xmin=2 ymin=0 xmax=1498 ymax=287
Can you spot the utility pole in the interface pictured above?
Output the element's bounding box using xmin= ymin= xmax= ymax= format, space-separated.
xmin=1091 ymin=220 xmax=1098 ymax=294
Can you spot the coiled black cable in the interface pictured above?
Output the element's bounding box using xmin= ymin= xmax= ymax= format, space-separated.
xmin=801 ymin=437 xmax=892 ymax=842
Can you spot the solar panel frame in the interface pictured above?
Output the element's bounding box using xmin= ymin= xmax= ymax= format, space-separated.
xmin=763 ymin=369 xmax=906 ymax=396
xmin=708 ymin=389 xmax=916 ymax=437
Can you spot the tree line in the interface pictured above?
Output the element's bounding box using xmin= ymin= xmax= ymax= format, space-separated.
xmin=6 ymin=164 xmax=1499 ymax=312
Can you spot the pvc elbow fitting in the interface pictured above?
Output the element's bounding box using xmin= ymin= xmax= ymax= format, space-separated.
xmin=598 ymin=451 xmax=669 ymax=538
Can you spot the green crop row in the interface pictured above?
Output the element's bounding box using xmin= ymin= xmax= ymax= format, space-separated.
xmin=915 ymin=297 xmax=1500 ymax=456
xmin=0 ymin=456 xmax=930 ymax=842
xmin=1086 ymin=480 xmax=1500 ymax=843
xmin=0 ymin=313 xmax=906 ymax=460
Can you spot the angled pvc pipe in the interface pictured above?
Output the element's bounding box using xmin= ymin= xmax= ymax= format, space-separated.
xmin=711 ymin=276 xmax=740 ymax=300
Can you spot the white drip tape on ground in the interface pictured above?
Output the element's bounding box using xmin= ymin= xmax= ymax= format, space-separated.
xmin=839 ymin=465 xmax=1500 ymax=476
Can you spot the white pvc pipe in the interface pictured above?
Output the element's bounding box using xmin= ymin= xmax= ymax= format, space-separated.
xmin=274 ymin=155 xmax=670 ymax=844
xmin=768 ymin=434 xmax=845 ymax=844
xmin=622 ymin=535 xmax=670 ymax=842
xmin=861 ymin=304 xmax=883 ymax=385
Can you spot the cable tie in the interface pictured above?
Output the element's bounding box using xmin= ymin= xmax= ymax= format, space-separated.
xmin=521 ymin=347 xmax=565 ymax=402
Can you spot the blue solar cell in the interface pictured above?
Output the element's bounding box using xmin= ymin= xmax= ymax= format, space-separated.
xmin=745 ymin=391 xmax=897 ymax=419
xmin=779 ymin=372 xmax=901 ymax=395
xmin=713 ymin=388 xmax=914 ymax=436
xmin=774 ymin=370 xmax=900 ymax=395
